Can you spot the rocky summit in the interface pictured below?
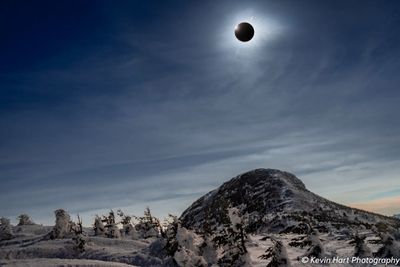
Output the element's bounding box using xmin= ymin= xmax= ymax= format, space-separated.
xmin=180 ymin=168 xmax=399 ymax=234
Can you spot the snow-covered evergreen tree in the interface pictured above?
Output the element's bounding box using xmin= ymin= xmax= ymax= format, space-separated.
xmin=199 ymin=208 xmax=218 ymax=266
xmin=117 ymin=209 xmax=137 ymax=238
xmin=213 ymin=207 xmax=250 ymax=267
xmin=374 ymin=234 xmax=400 ymax=257
xmin=259 ymin=238 xmax=291 ymax=267
xmin=0 ymin=217 xmax=13 ymax=241
xmin=71 ymin=215 xmax=87 ymax=253
xmin=159 ymin=215 xmax=208 ymax=266
xmin=102 ymin=210 xmax=120 ymax=239
xmin=17 ymin=214 xmax=34 ymax=226
xmin=174 ymin=225 xmax=206 ymax=267
xmin=350 ymin=234 xmax=372 ymax=257
xmin=163 ymin=214 xmax=179 ymax=257
xmin=302 ymin=228 xmax=325 ymax=258
xmin=52 ymin=209 xmax=72 ymax=239
xmin=93 ymin=215 xmax=106 ymax=236
xmin=135 ymin=207 xmax=159 ymax=238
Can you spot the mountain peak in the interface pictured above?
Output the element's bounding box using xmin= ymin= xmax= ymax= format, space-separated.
xmin=180 ymin=168 xmax=309 ymax=231
xmin=229 ymin=168 xmax=307 ymax=191
xmin=180 ymin=168 xmax=399 ymax=234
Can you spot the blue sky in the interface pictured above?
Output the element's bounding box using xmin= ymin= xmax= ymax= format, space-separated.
xmin=1 ymin=0 xmax=400 ymax=225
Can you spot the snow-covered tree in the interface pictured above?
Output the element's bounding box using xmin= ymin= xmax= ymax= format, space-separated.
xmin=0 ymin=217 xmax=13 ymax=241
xmin=117 ymin=209 xmax=137 ymax=238
xmin=102 ymin=210 xmax=120 ymax=239
xmin=93 ymin=215 xmax=106 ymax=236
xmin=199 ymin=234 xmax=218 ymax=266
xmin=303 ymin=229 xmax=325 ymax=258
xmin=214 ymin=207 xmax=250 ymax=267
xmin=135 ymin=207 xmax=160 ymax=239
xmin=159 ymin=215 xmax=208 ymax=267
xmin=199 ymin=208 xmax=218 ymax=266
xmin=374 ymin=234 xmax=400 ymax=257
xmin=163 ymin=214 xmax=179 ymax=257
xmin=71 ymin=215 xmax=87 ymax=253
xmin=350 ymin=234 xmax=372 ymax=257
xmin=17 ymin=214 xmax=34 ymax=226
xmin=174 ymin=225 xmax=207 ymax=267
xmin=259 ymin=238 xmax=291 ymax=267
xmin=52 ymin=209 xmax=72 ymax=239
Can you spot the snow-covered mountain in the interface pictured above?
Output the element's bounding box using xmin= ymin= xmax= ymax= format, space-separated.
xmin=1 ymin=168 xmax=400 ymax=267
xmin=181 ymin=168 xmax=399 ymax=234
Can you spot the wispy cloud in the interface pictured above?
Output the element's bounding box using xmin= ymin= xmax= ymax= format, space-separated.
xmin=1 ymin=0 xmax=400 ymax=225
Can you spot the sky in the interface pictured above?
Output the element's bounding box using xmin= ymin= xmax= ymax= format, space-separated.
xmin=1 ymin=0 xmax=400 ymax=225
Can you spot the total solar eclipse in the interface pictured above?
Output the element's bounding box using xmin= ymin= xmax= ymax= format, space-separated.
xmin=235 ymin=22 xmax=254 ymax=42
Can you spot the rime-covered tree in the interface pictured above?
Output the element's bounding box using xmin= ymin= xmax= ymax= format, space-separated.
xmin=135 ymin=207 xmax=159 ymax=238
xmin=303 ymin=229 xmax=325 ymax=258
xmin=350 ymin=234 xmax=372 ymax=257
xmin=159 ymin=215 xmax=207 ymax=266
xmin=163 ymin=214 xmax=179 ymax=257
xmin=259 ymin=238 xmax=291 ymax=267
xmin=199 ymin=208 xmax=218 ymax=266
xmin=17 ymin=214 xmax=34 ymax=226
xmin=51 ymin=209 xmax=73 ymax=239
xmin=0 ymin=217 xmax=13 ymax=241
xmin=117 ymin=209 xmax=137 ymax=237
xmin=199 ymin=234 xmax=218 ymax=266
xmin=214 ymin=207 xmax=250 ymax=267
xmin=71 ymin=215 xmax=87 ymax=252
xmin=173 ymin=225 xmax=206 ymax=267
xmin=93 ymin=215 xmax=106 ymax=236
xmin=102 ymin=210 xmax=120 ymax=239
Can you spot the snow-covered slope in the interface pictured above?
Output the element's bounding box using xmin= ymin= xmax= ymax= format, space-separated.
xmin=180 ymin=168 xmax=399 ymax=234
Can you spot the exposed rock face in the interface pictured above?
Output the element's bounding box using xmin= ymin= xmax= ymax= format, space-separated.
xmin=180 ymin=168 xmax=399 ymax=234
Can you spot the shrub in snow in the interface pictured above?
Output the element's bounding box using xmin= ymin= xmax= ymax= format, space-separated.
xmin=213 ymin=207 xmax=250 ymax=267
xmin=17 ymin=214 xmax=34 ymax=226
xmin=0 ymin=217 xmax=13 ymax=240
xmin=350 ymin=234 xmax=372 ymax=257
xmin=52 ymin=209 xmax=73 ymax=239
xmin=374 ymin=234 xmax=400 ymax=257
xmin=93 ymin=215 xmax=106 ymax=236
xmin=259 ymin=238 xmax=291 ymax=267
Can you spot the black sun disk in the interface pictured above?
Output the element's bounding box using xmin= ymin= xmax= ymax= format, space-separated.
xmin=235 ymin=22 xmax=255 ymax=42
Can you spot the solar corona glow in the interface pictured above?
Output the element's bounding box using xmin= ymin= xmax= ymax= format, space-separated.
xmin=234 ymin=22 xmax=254 ymax=42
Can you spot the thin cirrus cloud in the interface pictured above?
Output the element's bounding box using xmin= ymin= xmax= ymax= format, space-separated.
xmin=0 ymin=1 xmax=400 ymax=225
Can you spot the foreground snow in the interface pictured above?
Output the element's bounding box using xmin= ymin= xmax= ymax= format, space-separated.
xmin=0 ymin=258 xmax=137 ymax=267
xmin=0 ymin=224 xmax=393 ymax=266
